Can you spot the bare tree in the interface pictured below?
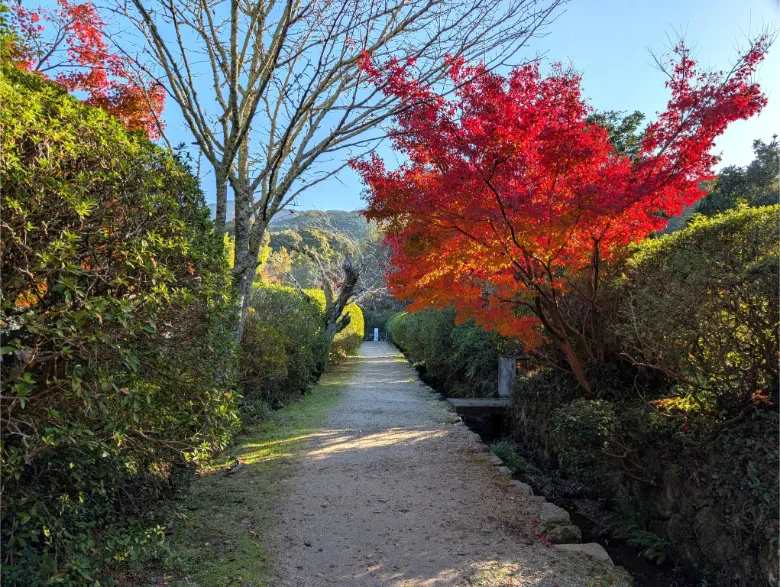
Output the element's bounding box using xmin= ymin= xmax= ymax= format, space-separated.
xmin=118 ymin=0 xmax=566 ymax=340
xmin=288 ymin=247 xmax=359 ymax=349
xmin=287 ymin=227 xmax=387 ymax=358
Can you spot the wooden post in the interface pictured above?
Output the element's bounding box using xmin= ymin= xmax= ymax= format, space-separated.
xmin=498 ymin=356 xmax=517 ymax=398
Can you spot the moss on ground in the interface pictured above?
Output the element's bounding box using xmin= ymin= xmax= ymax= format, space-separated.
xmin=154 ymin=362 xmax=353 ymax=585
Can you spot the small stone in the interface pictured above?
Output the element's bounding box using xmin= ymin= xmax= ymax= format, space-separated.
xmin=544 ymin=524 xmax=582 ymax=544
xmin=538 ymin=502 xmax=570 ymax=525
xmin=488 ymin=454 xmax=504 ymax=466
xmin=496 ymin=466 xmax=512 ymax=476
xmin=508 ymin=481 xmax=533 ymax=496
xmin=304 ymin=540 xmax=312 ymax=547
xmin=554 ymin=542 xmax=613 ymax=565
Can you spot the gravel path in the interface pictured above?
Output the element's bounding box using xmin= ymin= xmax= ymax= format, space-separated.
xmin=271 ymin=342 xmax=621 ymax=586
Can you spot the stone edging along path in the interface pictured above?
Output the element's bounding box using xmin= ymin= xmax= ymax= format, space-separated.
xmin=270 ymin=342 xmax=631 ymax=586
xmin=422 ymin=376 xmax=618 ymax=568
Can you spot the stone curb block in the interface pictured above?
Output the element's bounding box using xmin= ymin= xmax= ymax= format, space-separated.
xmin=544 ymin=524 xmax=583 ymax=544
xmin=488 ymin=454 xmax=504 ymax=466
xmin=538 ymin=502 xmax=571 ymax=525
xmin=507 ymin=480 xmax=533 ymax=496
xmin=554 ymin=543 xmax=613 ymax=566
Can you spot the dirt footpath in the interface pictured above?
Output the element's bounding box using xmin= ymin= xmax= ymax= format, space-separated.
xmin=271 ymin=342 xmax=624 ymax=586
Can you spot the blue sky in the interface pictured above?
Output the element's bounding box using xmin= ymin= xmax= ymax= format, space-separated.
xmin=162 ymin=0 xmax=779 ymax=212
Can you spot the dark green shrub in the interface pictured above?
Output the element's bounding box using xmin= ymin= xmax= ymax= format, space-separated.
xmin=508 ymin=369 xmax=579 ymax=467
xmin=242 ymin=285 xmax=329 ymax=410
xmin=1 ymin=67 xmax=238 ymax=583
xmin=551 ymin=399 xmax=619 ymax=491
xmin=615 ymin=205 xmax=779 ymax=415
xmin=387 ymin=311 xmax=411 ymax=350
xmin=387 ymin=308 xmax=498 ymax=397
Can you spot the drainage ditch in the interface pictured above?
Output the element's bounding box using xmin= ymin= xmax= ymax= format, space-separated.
xmin=460 ymin=413 xmax=698 ymax=587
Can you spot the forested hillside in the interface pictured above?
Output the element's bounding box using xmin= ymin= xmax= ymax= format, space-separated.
xmin=214 ymin=207 xmax=374 ymax=241
xmin=270 ymin=210 xmax=374 ymax=241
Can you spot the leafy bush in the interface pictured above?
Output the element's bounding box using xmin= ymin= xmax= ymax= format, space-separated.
xmin=615 ymin=205 xmax=779 ymax=415
xmin=387 ymin=311 xmax=411 ymax=350
xmin=241 ymin=285 xmax=363 ymax=415
xmin=242 ymin=285 xmax=329 ymax=411
xmin=551 ymin=399 xmax=618 ymax=490
xmin=387 ymin=308 xmax=498 ymax=397
xmin=1 ymin=66 xmax=238 ymax=583
xmin=303 ymin=289 xmax=364 ymax=359
xmin=490 ymin=441 xmax=531 ymax=474
xmin=619 ymin=528 xmax=671 ymax=564
xmin=333 ymin=302 xmax=364 ymax=358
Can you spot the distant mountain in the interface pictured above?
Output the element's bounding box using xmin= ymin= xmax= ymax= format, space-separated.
xmin=270 ymin=210 xmax=372 ymax=241
xmin=208 ymin=202 xmax=370 ymax=239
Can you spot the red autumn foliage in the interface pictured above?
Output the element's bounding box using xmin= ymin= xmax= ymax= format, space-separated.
xmin=353 ymin=38 xmax=769 ymax=391
xmin=10 ymin=0 xmax=164 ymax=139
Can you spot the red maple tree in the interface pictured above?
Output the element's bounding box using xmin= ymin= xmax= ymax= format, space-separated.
xmin=353 ymin=38 xmax=769 ymax=392
xmin=10 ymin=0 xmax=165 ymax=139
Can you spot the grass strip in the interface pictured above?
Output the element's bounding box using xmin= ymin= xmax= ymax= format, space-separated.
xmin=156 ymin=362 xmax=353 ymax=585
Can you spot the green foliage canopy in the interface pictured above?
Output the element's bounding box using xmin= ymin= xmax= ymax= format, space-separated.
xmin=1 ymin=66 xmax=238 ymax=582
xmin=615 ymin=204 xmax=779 ymax=415
xmin=697 ymin=136 xmax=779 ymax=216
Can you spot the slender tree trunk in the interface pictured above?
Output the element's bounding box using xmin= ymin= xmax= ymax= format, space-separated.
xmin=559 ymin=335 xmax=592 ymax=395
xmin=232 ymin=183 xmax=253 ymax=342
xmin=319 ymin=257 xmax=359 ymax=368
xmin=214 ymin=169 xmax=229 ymax=238
xmin=535 ymin=295 xmax=593 ymax=395
xmin=233 ymin=205 xmax=272 ymax=342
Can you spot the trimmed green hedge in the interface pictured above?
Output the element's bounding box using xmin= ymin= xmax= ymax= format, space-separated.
xmin=615 ymin=204 xmax=779 ymax=414
xmin=1 ymin=67 xmax=238 ymax=582
xmin=387 ymin=308 xmax=499 ymax=397
xmin=242 ymin=286 xmax=330 ymax=411
xmin=241 ymin=286 xmax=364 ymax=414
xmin=508 ymin=206 xmax=780 ymax=585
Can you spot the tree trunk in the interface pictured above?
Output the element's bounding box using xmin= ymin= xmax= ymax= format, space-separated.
xmin=214 ymin=169 xmax=229 ymax=238
xmin=559 ymin=335 xmax=593 ymax=396
xmin=535 ymin=295 xmax=593 ymax=395
xmin=319 ymin=257 xmax=360 ymax=364
xmin=232 ymin=183 xmax=254 ymax=342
